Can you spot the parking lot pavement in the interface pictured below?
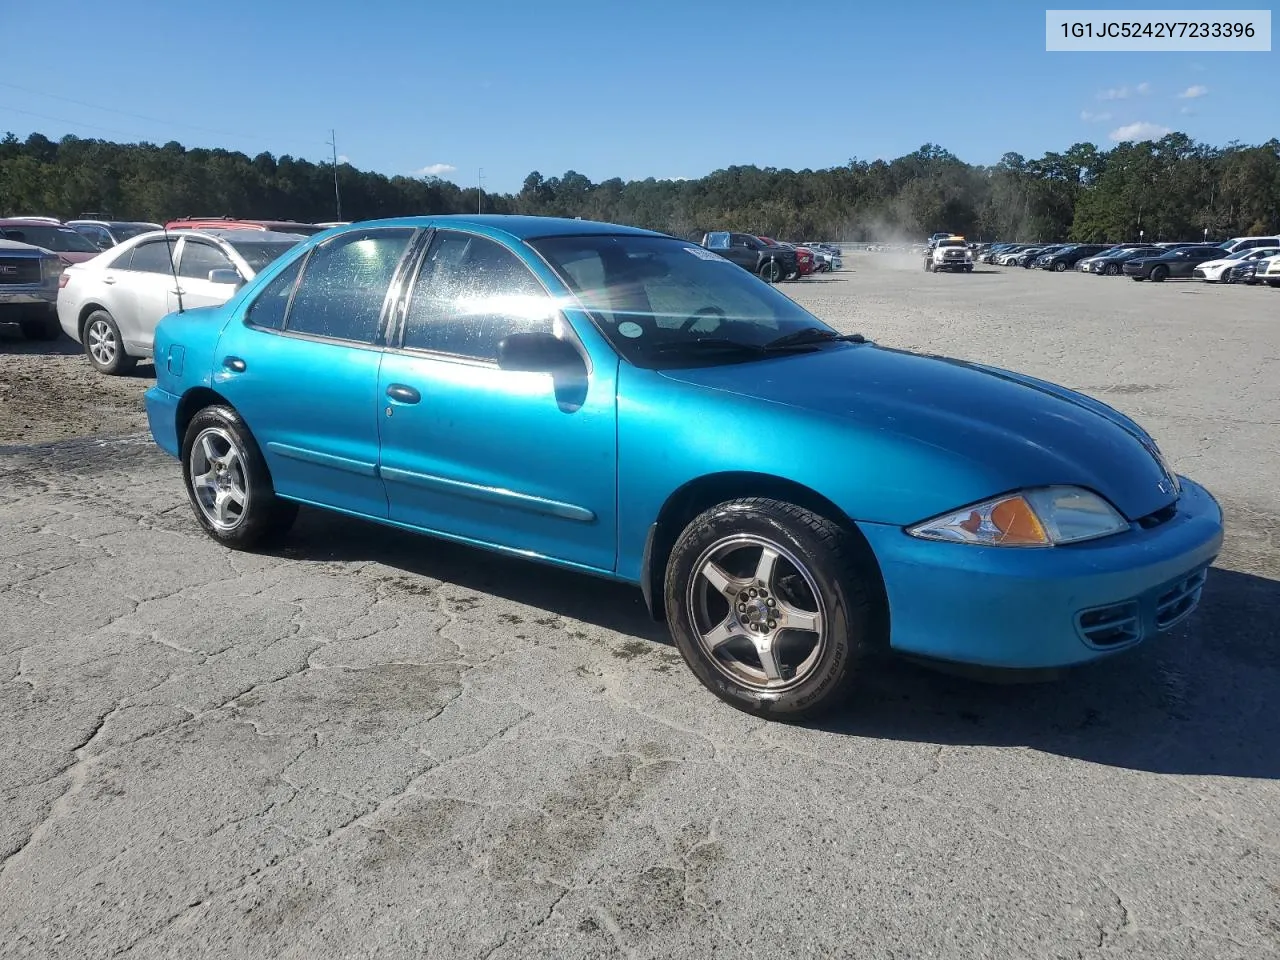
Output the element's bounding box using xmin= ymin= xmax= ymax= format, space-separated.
xmin=1 ymin=263 xmax=1278 ymax=959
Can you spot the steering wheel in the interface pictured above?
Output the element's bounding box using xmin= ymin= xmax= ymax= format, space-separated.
xmin=679 ymin=306 xmax=727 ymax=333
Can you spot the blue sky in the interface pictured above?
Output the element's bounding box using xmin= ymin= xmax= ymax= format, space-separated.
xmin=1 ymin=0 xmax=1271 ymax=193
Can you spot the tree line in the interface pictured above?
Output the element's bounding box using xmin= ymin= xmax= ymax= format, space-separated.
xmin=2 ymin=130 xmax=1277 ymax=243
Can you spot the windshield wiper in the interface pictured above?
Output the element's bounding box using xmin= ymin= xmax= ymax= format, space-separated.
xmin=647 ymin=338 xmax=768 ymax=356
xmin=762 ymin=328 xmax=867 ymax=351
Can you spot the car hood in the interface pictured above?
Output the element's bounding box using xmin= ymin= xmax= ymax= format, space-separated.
xmin=658 ymin=344 xmax=1178 ymax=521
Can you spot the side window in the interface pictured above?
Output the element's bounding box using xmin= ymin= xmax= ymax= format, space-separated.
xmin=245 ymin=257 xmax=304 ymax=331
xmin=285 ymin=228 xmax=415 ymax=343
xmin=178 ymin=240 xmax=234 ymax=280
xmin=402 ymin=231 xmax=555 ymax=360
xmin=124 ymin=239 xmax=178 ymax=274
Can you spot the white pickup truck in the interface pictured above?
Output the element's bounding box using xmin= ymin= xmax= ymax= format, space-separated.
xmin=924 ymin=236 xmax=974 ymax=273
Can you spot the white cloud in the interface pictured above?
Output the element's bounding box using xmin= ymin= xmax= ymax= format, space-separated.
xmin=1109 ymin=121 xmax=1172 ymax=142
xmin=1080 ymin=109 xmax=1112 ymax=122
xmin=1098 ymin=82 xmax=1151 ymax=100
xmin=337 ymin=154 xmax=350 ymax=163
xmin=1180 ymin=106 xmax=1196 ymax=115
xmin=414 ymin=163 xmax=457 ymax=178
xmin=1177 ymin=84 xmax=1208 ymax=99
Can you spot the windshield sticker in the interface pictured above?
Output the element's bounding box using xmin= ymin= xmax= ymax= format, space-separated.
xmin=618 ymin=321 xmax=644 ymax=339
xmin=684 ymin=245 xmax=728 ymax=262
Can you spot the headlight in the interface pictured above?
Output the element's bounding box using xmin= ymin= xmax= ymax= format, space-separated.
xmin=907 ymin=486 xmax=1129 ymax=547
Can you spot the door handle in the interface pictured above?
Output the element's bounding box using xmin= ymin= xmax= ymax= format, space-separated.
xmin=385 ymin=383 xmax=420 ymax=404
xmin=222 ymin=356 xmax=247 ymax=373
xmin=102 ymin=276 xmax=116 ymax=285
xmin=170 ymin=288 xmax=185 ymax=295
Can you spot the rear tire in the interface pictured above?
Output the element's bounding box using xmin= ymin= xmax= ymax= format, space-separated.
xmin=181 ymin=405 xmax=299 ymax=549
xmin=83 ymin=310 xmax=136 ymax=375
xmin=664 ymin=497 xmax=878 ymax=720
xmin=758 ymin=260 xmax=784 ymax=284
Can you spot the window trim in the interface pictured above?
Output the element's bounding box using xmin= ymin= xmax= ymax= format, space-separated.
xmin=118 ymin=237 xmax=179 ymax=274
xmin=386 ymin=227 xmax=592 ymax=374
xmin=175 ymin=237 xmax=235 ymax=281
xmin=242 ymin=226 xmax=421 ymax=348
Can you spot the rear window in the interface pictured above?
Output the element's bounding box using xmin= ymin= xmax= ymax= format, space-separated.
xmin=226 ymin=238 xmax=304 ymax=273
xmin=0 ymin=225 xmax=100 ymax=253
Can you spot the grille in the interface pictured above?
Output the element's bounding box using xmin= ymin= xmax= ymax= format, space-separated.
xmin=1078 ymin=601 xmax=1142 ymax=647
xmin=0 ymin=257 xmax=42 ymax=284
xmin=1156 ymin=568 xmax=1207 ymax=630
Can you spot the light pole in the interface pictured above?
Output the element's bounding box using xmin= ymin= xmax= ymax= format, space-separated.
xmin=477 ymin=167 xmax=484 ymax=215
xmin=326 ymin=129 xmax=342 ymax=220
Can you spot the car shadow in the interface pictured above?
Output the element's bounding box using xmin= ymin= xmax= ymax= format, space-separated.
xmin=0 ymin=326 xmax=80 ymax=356
xmin=276 ymin=507 xmax=672 ymax=645
xmin=275 ymin=509 xmax=1277 ymax=778
xmin=821 ymin=566 xmax=1280 ymax=779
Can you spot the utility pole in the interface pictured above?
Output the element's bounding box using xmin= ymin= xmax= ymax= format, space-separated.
xmin=477 ymin=167 xmax=484 ymax=215
xmin=327 ymin=129 xmax=342 ymax=220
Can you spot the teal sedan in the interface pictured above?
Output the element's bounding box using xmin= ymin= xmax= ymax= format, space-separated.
xmin=144 ymin=216 xmax=1223 ymax=719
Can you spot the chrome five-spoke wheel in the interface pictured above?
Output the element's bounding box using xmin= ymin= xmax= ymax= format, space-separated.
xmin=188 ymin=427 xmax=250 ymax=532
xmin=687 ymin=534 xmax=827 ymax=691
xmin=87 ymin=318 xmax=117 ymax=368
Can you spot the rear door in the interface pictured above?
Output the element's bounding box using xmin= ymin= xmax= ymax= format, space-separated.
xmin=104 ymin=237 xmax=179 ymax=355
xmin=213 ymin=227 xmax=418 ymax=517
xmin=376 ymin=228 xmax=618 ymax=571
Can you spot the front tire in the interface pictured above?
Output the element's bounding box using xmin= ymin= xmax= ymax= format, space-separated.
xmin=1054 ymin=261 xmax=1067 ymax=272
xmin=83 ymin=309 xmax=136 ymax=375
xmin=181 ymin=405 xmax=298 ymax=549
xmin=1105 ymin=263 xmax=1120 ymax=276
xmin=758 ymin=260 xmax=784 ymax=284
xmin=664 ymin=498 xmax=877 ymax=720
xmin=1150 ymin=265 xmax=1168 ymax=282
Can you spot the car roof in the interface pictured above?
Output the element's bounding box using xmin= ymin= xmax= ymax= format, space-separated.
xmin=339 ymin=214 xmax=667 ymax=243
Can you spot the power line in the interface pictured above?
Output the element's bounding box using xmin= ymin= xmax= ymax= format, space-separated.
xmin=0 ymin=79 xmax=330 ymax=149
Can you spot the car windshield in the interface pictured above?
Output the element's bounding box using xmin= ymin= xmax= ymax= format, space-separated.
xmin=938 ymin=240 xmax=966 ymax=248
xmin=225 ymin=237 xmax=305 ymax=272
xmin=530 ymin=234 xmax=832 ymax=368
xmin=0 ymin=224 xmax=100 ymax=253
xmin=112 ymin=223 xmax=161 ymax=241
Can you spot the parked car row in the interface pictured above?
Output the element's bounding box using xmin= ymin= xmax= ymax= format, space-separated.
xmin=974 ymin=235 xmax=1280 ymax=285
xmin=699 ymin=232 xmax=842 ymax=280
xmin=0 ymin=214 xmax=341 ymax=344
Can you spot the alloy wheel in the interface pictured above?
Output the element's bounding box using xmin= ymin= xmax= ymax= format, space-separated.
xmin=188 ymin=427 xmax=250 ymax=532
xmin=686 ymin=534 xmax=827 ymax=692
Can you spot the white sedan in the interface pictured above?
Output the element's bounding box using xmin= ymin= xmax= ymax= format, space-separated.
xmin=1192 ymin=246 xmax=1280 ymax=282
xmin=57 ymin=229 xmax=304 ymax=375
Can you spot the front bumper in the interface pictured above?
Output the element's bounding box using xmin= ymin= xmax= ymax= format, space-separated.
xmin=856 ymin=478 xmax=1223 ymax=669
xmin=144 ymin=385 xmax=182 ymax=458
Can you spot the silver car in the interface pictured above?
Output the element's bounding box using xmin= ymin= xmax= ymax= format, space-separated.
xmin=57 ymin=229 xmax=305 ymax=375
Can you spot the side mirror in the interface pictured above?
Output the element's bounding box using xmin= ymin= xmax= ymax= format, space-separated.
xmin=208 ymin=268 xmax=243 ymax=286
xmin=496 ymin=331 xmax=582 ymax=374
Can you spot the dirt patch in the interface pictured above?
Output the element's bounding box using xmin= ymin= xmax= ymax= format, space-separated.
xmin=0 ymin=329 xmax=151 ymax=443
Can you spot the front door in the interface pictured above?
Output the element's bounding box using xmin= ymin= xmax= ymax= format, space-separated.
xmin=376 ymin=229 xmax=618 ymax=572
xmin=212 ymin=227 xmax=418 ymax=517
xmin=170 ymin=237 xmax=242 ymax=313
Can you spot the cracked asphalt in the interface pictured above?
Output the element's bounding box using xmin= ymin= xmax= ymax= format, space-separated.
xmin=2 ymin=258 xmax=1278 ymax=959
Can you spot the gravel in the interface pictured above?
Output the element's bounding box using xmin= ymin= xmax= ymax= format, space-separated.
xmin=1 ymin=259 xmax=1277 ymax=959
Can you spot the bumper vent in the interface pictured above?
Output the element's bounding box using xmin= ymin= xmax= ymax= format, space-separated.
xmin=1156 ymin=568 xmax=1208 ymax=630
xmin=1136 ymin=502 xmax=1178 ymax=530
xmin=1078 ymin=602 xmax=1142 ymax=648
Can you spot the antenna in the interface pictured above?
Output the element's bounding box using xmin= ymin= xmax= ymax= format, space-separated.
xmin=163 ymin=224 xmax=184 ymax=314
xmin=327 ymin=129 xmax=342 ymax=220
